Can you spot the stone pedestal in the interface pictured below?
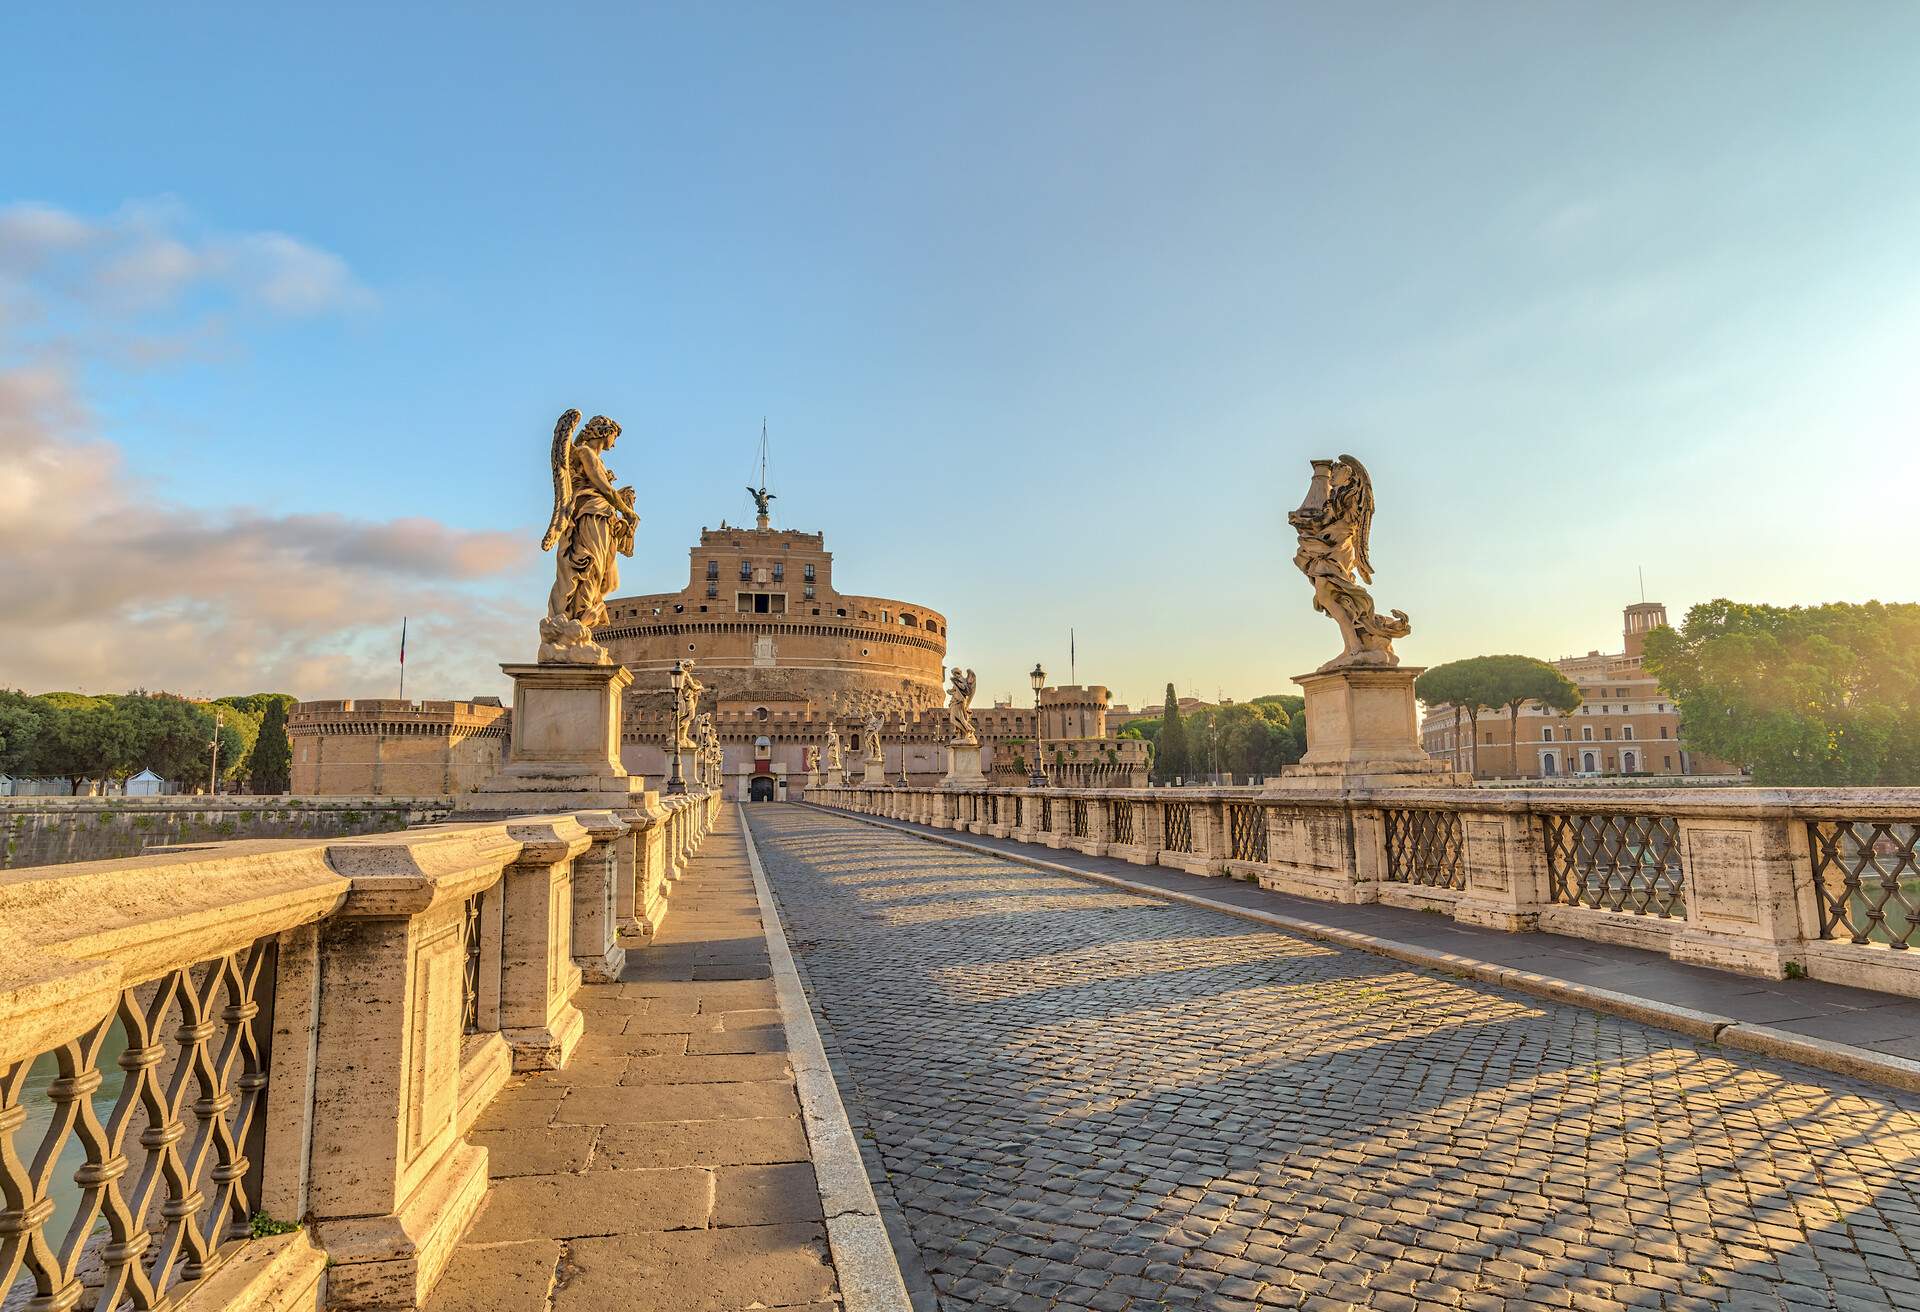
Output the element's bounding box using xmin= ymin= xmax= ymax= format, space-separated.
xmin=943 ymin=742 xmax=985 ymax=788
xmin=1272 ymin=665 xmax=1466 ymax=792
xmin=457 ymin=662 xmax=669 ymax=954
xmin=827 ymin=766 xmax=846 ymax=788
xmin=860 ymin=755 xmax=886 ymax=787
xmin=459 ymin=662 xmax=650 ymax=811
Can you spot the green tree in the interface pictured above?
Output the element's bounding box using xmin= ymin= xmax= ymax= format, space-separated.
xmin=1415 ymin=659 xmax=1500 ymax=776
xmin=0 ymin=691 xmax=51 ymax=777
xmin=32 ymin=694 xmax=135 ymax=787
xmin=245 ymin=698 xmax=294 ymax=793
xmin=1644 ymin=600 xmax=1920 ymax=784
xmin=1417 ymin=656 xmax=1583 ymax=778
xmin=1484 ymin=655 xmax=1583 ymax=774
xmin=1155 ymin=683 xmax=1188 ymax=784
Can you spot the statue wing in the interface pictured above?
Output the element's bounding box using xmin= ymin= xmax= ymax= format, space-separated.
xmin=1338 ymin=453 xmax=1378 ymax=582
xmin=542 ymin=410 xmax=582 ymax=552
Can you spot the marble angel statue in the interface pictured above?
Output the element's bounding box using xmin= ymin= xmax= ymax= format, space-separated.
xmin=946 ymin=668 xmax=978 ymax=746
xmin=1287 ymin=454 xmax=1411 ymax=671
xmin=540 ymin=409 xmax=639 ymax=663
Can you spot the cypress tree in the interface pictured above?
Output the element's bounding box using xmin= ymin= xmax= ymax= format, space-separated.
xmin=246 ymin=698 xmax=294 ymax=794
xmin=1156 ymin=682 xmax=1188 ymax=784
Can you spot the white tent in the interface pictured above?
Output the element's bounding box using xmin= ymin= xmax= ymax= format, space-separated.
xmin=126 ymin=769 xmax=165 ymax=797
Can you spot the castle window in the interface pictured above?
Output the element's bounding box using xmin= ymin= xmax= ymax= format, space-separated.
xmin=837 ymin=608 xmax=847 ymax=617
xmin=804 ymin=585 xmax=815 ymax=600
xmin=804 ymin=564 xmax=815 ymax=581
xmin=773 ymin=563 xmax=784 ymax=581
xmin=1660 ymin=726 xmax=1669 ymax=739
xmin=739 ymin=560 xmax=752 ymax=580
xmin=1542 ymin=727 xmax=1553 ymax=742
xmin=1622 ymin=726 xmax=1633 ymax=740
xmin=1603 ymin=728 xmax=1613 ymax=740
xmin=706 ymin=582 xmax=717 ymax=598
xmin=1582 ymin=726 xmax=1592 ymax=741
xmin=737 ymin=593 xmax=753 ymax=612
xmin=707 ymin=560 xmax=719 ymax=579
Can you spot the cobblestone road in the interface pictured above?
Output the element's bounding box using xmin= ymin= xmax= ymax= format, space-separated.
xmin=748 ymin=805 xmax=1920 ymax=1312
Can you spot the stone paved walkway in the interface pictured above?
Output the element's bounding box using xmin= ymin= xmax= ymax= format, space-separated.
xmin=812 ymin=808 xmax=1920 ymax=1067
xmin=748 ymin=804 xmax=1920 ymax=1312
xmin=428 ymin=805 xmax=841 ymax=1312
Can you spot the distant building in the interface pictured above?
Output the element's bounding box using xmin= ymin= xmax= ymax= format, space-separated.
xmin=974 ymin=685 xmax=1150 ymax=787
xmin=289 ymin=698 xmax=510 ymax=796
xmin=1107 ymin=696 xmax=1215 ymax=736
xmin=1419 ymin=602 xmax=1743 ymax=780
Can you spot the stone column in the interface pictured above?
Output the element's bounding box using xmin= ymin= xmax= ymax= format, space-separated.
xmin=308 ymin=825 xmax=521 ymax=1309
xmin=570 ymin=810 xmax=629 ymax=984
xmin=1453 ymin=800 xmax=1548 ymax=932
xmin=1669 ymin=808 xmax=1802 ymax=978
xmin=499 ymin=816 xmax=592 ymax=1071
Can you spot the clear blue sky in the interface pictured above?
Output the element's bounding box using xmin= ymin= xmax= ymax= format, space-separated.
xmin=3 ymin=4 xmax=1917 ymax=706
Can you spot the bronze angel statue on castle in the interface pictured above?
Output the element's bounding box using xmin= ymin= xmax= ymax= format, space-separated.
xmin=540 ymin=409 xmax=639 ymax=663
xmin=1288 ymin=454 xmax=1411 ymax=672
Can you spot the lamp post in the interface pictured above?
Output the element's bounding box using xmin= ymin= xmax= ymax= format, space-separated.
xmin=896 ymin=720 xmax=910 ymax=787
xmin=1028 ymin=663 xmax=1048 ymax=788
xmin=666 ymin=661 xmax=687 ymax=794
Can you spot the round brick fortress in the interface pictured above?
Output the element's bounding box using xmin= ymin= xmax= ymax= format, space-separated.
xmin=594 ymin=521 xmax=946 ymax=780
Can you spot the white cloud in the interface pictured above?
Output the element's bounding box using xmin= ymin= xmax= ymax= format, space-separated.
xmin=0 ymin=201 xmax=521 ymax=700
xmin=0 ymin=199 xmax=375 ymax=318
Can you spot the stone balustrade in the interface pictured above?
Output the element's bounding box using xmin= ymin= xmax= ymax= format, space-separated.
xmin=810 ymin=783 xmax=1920 ymax=1000
xmin=0 ymin=787 xmax=720 ymax=1312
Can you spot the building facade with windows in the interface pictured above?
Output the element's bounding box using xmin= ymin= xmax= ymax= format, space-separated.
xmin=593 ymin=516 xmax=949 ymax=792
xmin=1419 ymin=602 xmax=1742 ymax=780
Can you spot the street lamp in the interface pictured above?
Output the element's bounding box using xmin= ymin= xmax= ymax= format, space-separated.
xmin=1028 ymin=663 xmax=1049 ymax=788
xmin=896 ymin=719 xmax=909 ymax=787
xmin=666 ymin=661 xmax=687 ymax=794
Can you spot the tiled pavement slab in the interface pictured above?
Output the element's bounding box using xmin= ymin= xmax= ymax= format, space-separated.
xmin=428 ymin=805 xmax=841 ymax=1312
xmin=747 ymin=803 xmax=1920 ymax=1312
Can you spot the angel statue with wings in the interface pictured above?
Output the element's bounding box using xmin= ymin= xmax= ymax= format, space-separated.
xmin=946 ymin=668 xmax=978 ymax=746
xmin=825 ymin=725 xmax=843 ymax=771
xmin=863 ymin=712 xmax=886 ymax=763
xmin=540 ymin=409 xmax=640 ymax=663
xmin=1287 ymin=454 xmax=1411 ymax=672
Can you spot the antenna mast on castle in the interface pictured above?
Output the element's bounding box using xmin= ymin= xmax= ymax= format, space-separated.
xmin=750 ymin=418 xmax=775 ymax=531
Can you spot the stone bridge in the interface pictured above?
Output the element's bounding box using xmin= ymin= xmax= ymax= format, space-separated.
xmin=8 ymin=786 xmax=1920 ymax=1311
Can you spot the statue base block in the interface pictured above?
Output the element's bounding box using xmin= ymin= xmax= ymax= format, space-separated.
xmin=860 ymin=759 xmax=886 ymax=787
xmin=943 ymin=743 xmax=985 ymax=788
xmin=458 ymin=662 xmax=651 ymax=812
xmin=1269 ymin=666 xmax=1467 ymax=792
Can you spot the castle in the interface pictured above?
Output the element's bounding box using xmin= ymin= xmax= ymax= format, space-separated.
xmin=289 ymin=500 xmax=1149 ymax=798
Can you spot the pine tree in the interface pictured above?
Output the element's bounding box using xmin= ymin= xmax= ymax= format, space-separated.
xmin=245 ymin=699 xmax=294 ymax=794
xmin=1156 ymin=682 xmax=1188 ymax=784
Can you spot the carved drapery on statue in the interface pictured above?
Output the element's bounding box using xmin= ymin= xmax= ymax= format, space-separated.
xmin=676 ymin=667 xmax=704 ymax=750
xmin=824 ymin=726 xmax=842 ymax=771
xmin=540 ymin=409 xmax=639 ymax=664
xmin=863 ymin=712 xmax=885 ymax=763
xmin=945 ymin=668 xmax=978 ymax=746
xmin=695 ymin=714 xmax=719 ymax=779
xmin=1287 ymin=454 xmax=1411 ymax=672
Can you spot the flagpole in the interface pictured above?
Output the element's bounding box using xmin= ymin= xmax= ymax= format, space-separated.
xmin=398 ymin=616 xmax=408 ymax=701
